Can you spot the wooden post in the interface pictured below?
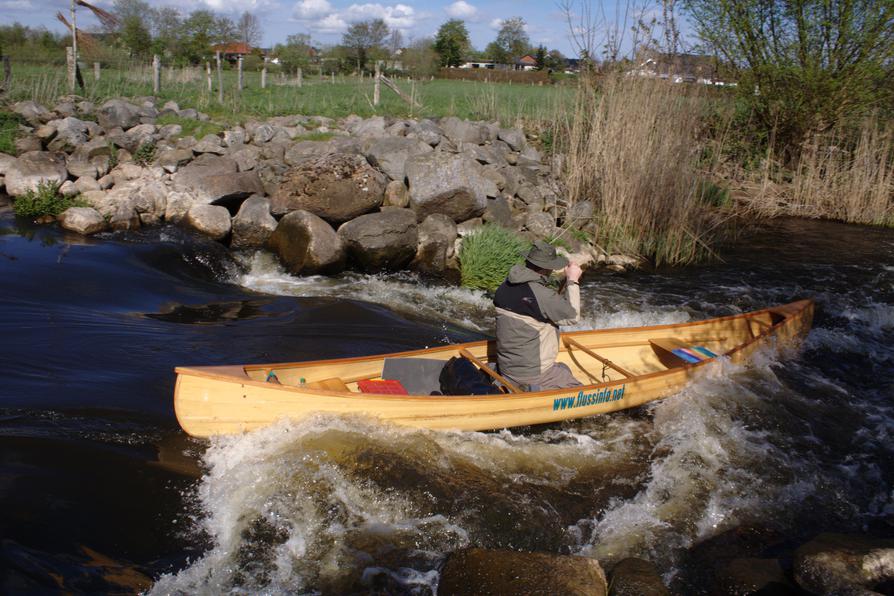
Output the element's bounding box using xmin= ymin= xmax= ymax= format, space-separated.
xmin=237 ymin=55 xmax=243 ymax=91
xmin=297 ymin=67 xmax=302 ymax=88
xmin=152 ymin=54 xmax=161 ymax=94
xmin=66 ymin=46 xmax=76 ymax=92
xmin=93 ymin=61 xmax=100 ymax=81
xmin=319 ymin=66 xmax=323 ymax=80
xmin=216 ymin=51 xmax=223 ymax=103
xmin=261 ymin=56 xmax=267 ymax=89
xmin=206 ymin=61 xmax=212 ymax=92
xmin=331 ymin=72 xmax=335 ymax=84
xmin=373 ymin=61 xmax=381 ymax=106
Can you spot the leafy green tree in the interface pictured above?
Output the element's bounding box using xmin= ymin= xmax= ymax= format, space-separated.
xmin=545 ymin=49 xmax=566 ymax=71
xmin=274 ymin=33 xmax=314 ymax=71
xmin=434 ymin=19 xmax=471 ymax=67
xmin=485 ymin=41 xmax=507 ymax=64
xmin=683 ymin=0 xmax=894 ymax=152
xmin=119 ymin=16 xmax=151 ymax=58
xmin=534 ymin=45 xmax=546 ymax=70
xmin=493 ymin=17 xmax=530 ymax=62
xmin=178 ymin=10 xmax=217 ymax=63
xmin=402 ymin=37 xmax=440 ymax=77
xmin=342 ymin=18 xmax=389 ymax=71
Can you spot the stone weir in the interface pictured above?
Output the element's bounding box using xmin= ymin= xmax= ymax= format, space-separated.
xmin=1 ymin=97 xmax=638 ymax=279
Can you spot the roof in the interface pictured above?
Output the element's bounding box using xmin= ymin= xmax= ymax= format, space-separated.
xmin=517 ymin=55 xmax=537 ymax=65
xmin=211 ymin=42 xmax=252 ymax=55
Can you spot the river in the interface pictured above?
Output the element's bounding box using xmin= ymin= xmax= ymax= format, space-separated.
xmin=1 ymin=204 xmax=892 ymax=594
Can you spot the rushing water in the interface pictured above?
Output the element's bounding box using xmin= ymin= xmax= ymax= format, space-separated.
xmin=1 ymin=204 xmax=892 ymax=594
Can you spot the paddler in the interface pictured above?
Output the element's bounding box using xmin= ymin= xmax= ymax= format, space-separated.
xmin=493 ymin=240 xmax=583 ymax=391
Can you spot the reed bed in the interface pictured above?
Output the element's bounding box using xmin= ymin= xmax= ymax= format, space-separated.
xmin=558 ymin=75 xmax=720 ymax=265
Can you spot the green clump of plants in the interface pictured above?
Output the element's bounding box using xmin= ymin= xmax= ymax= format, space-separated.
xmin=133 ymin=140 xmax=157 ymax=165
xmin=0 ymin=111 xmax=26 ymax=155
xmin=458 ymin=225 xmax=531 ymax=292
xmin=13 ymin=180 xmax=84 ymax=218
xmin=698 ymin=180 xmax=731 ymax=208
xmin=295 ymin=131 xmax=336 ymax=142
xmin=155 ymin=114 xmax=225 ymax=140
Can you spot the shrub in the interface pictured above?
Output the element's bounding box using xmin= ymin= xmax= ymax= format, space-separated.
xmin=133 ymin=140 xmax=156 ymax=165
xmin=13 ymin=180 xmax=84 ymax=218
xmin=458 ymin=225 xmax=531 ymax=292
xmin=0 ymin=111 xmax=26 ymax=155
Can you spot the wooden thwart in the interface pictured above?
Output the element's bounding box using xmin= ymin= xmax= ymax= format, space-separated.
xmin=563 ymin=337 xmax=634 ymax=378
xmin=459 ymin=349 xmax=521 ymax=394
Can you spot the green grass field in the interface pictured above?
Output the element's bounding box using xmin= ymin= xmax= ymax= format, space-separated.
xmin=4 ymin=62 xmax=574 ymax=127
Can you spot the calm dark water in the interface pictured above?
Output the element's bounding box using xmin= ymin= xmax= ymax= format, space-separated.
xmin=1 ymin=207 xmax=892 ymax=594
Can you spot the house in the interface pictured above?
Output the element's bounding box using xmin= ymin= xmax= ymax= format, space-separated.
xmin=514 ymin=55 xmax=537 ymax=71
xmin=459 ymin=60 xmax=501 ymax=70
xmin=211 ymin=42 xmax=254 ymax=63
xmin=630 ymin=51 xmax=735 ymax=86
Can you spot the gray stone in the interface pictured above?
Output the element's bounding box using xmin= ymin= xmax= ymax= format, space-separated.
xmin=76 ymin=101 xmax=95 ymax=116
xmin=405 ymin=152 xmax=489 ymax=222
xmin=231 ymin=195 xmax=277 ymax=249
xmin=259 ymin=140 xmax=288 ymax=162
xmin=5 ymin=151 xmax=69 ymax=197
xmin=192 ymin=134 xmax=226 ymax=155
xmin=406 ymin=119 xmax=443 ymax=146
xmin=283 ymin=141 xmax=328 ymax=167
xmin=132 ymin=180 xmax=167 ymax=225
xmin=498 ymin=128 xmax=527 ymax=152
xmin=223 ymin=128 xmax=246 ymax=147
xmin=247 ymin=122 xmax=275 ymax=144
xmin=230 ymin=145 xmax=262 ymax=172
xmin=337 ymin=208 xmax=418 ymax=272
xmin=715 ymin=557 xmax=791 ymax=596
xmin=53 ymin=101 xmax=77 ymax=118
xmin=47 ymin=117 xmax=90 ymax=152
xmin=109 ymin=201 xmax=141 ymax=231
xmin=12 ymin=101 xmax=52 ymax=124
xmin=185 ymin=204 xmax=231 ymax=240
xmin=270 ymin=153 xmax=386 ymax=223
xmin=16 ymin=136 xmax=42 ymax=154
xmin=481 ymin=164 xmax=506 ymax=190
xmin=350 ymin=116 xmax=387 ymax=138
xmin=383 ymin=180 xmax=409 ymax=208
xmin=483 ymin=196 xmax=513 ymax=228
xmin=59 ymin=207 xmax=106 ymax=235
xmin=172 ymin=156 xmax=264 ymax=204
xmin=0 ymin=153 xmax=16 ymax=177
xmin=567 ymin=200 xmax=594 ymax=223
xmin=73 ymin=176 xmax=101 ymax=194
xmin=158 ymin=124 xmax=183 ymax=140
xmin=794 ymin=533 xmax=894 ymax=596
xmin=456 ymin=217 xmax=483 ymax=236
xmin=162 ymin=100 xmax=180 ymax=112
xmin=410 ymin=213 xmax=457 ymax=274
xmin=97 ymin=99 xmax=141 ymax=130
xmin=365 ymin=137 xmax=433 ymax=181
xmin=526 ymin=212 xmax=557 ymax=238
xmin=438 ymin=548 xmax=607 ymax=596
xmin=126 ymin=123 xmax=157 ymax=145
xmin=267 ymin=209 xmax=346 ymax=275
xmin=35 ymin=125 xmax=57 ymax=144
xmin=59 ymin=180 xmax=77 ymax=197
xmin=609 ymin=558 xmax=670 ymax=596
xmin=177 ymin=108 xmax=199 ymax=120
xmin=156 ymin=149 xmax=194 ymax=173
xmin=440 ymin=117 xmax=488 ymax=145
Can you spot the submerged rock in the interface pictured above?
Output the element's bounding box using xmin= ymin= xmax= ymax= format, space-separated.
xmin=438 ymin=548 xmax=607 ymax=596
xmin=794 ymin=533 xmax=894 ymax=595
xmin=59 ymin=207 xmax=106 ymax=235
xmin=267 ymin=209 xmax=346 ymax=275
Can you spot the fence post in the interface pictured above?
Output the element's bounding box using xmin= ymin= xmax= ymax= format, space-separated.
xmin=261 ymin=56 xmax=267 ymax=89
xmin=206 ymin=61 xmax=212 ymax=92
xmin=373 ymin=61 xmax=381 ymax=106
xmin=93 ymin=61 xmax=100 ymax=81
xmin=152 ymin=55 xmax=161 ymax=94
xmin=297 ymin=67 xmax=302 ymax=88
xmin=331 ymin=72 xmax=335 ymax=84
xmin=237 ymin=55 xmax=243 ymax=91
xmin=216 ymin=51 xmax=223 ymax=103
xmin=66 ymin=47 xmax=76 ymax=92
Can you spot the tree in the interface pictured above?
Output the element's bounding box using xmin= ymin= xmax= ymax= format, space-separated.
xmin=485 ymin=40 xmax=507 ymax=64
xmin=178 ymin=9 xmax=217 ymax=63
xmin=275 ymin=33 xmax=314 ymax=71
xmin=120 ymin=15 xmax=151 ymax=58
xmin=494 ymin=17 xmax=530 ymax=62
xmin=387 ymin=28 xmax=403 ymax=57
xmin=402 ymin=37 xmax=440 ymax=77
xmin=342 ymin=18 xmax=389 ymax=71
xmin=151 ymin=6 xmax=181 ymax=58
xmin=237 ymin=11 xmax=262 ymax=47
xmin=534 ymin=45 xmax=546 ymax=70
xmin=434 ymin=19 xmax=471 ymax=67
xmin=545 ymin=49 xmax=566 ymax=72
xmin=683 ymin=0 xmax=894 ymax=152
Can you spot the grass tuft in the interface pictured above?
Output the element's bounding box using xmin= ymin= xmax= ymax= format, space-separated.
xmin=458 ymin=225 xmax=531 ymax=292
xmin=13 ymin=180 xmax=85 ymax=218
xmin=155 ymin=115 xmax=225 ymax=140
xmin=133 ymin=140 xmax=157 ymax=166
xmin=0 ymin=111 xmax=26 ymax=155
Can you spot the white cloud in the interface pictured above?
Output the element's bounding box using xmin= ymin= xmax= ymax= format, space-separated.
xmin=292 ymin=0 xmax=333 ymax=19
xmin=315 ymin=13 xmax=349 ymax=32
xmin=445 ymin=0 xmax=477 ymax=19
xmin=0 ymin=0 xmax=32 ymax=9
xmin=342 ymin=3 xmax=417 ymax=29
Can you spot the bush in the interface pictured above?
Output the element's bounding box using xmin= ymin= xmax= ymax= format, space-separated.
xmin=133 ymin=140 xmax=156 ymax=165
xmin=0 ymin=111 xmax=26 ymax=155
xmin=13 ymin=180 xmax=84 ymax=218
xmin=458 ymin=225 xmax=531 ymax=292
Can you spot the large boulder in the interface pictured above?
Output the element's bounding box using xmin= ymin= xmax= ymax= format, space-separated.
xmin=794 ymin=533 xmax=894 ymax=595
xmin=12 ymin=101 xmax=52 ymax=125
xmin=231 ymin=195 xmax=277 ymax=249
xmin=438 ymin=548 xmax=607 ymax=596
xmin=337 ymin=208 xmax=418 ymax=272
xmin=47 ymin=117 xmax=90 ymax=152
xmin=172 ymin=155 xmax=264 ymax=205
xmin=406 ymin=119 xmax=443 ymax=146
xmin=185 ymin=204 xmax=231 ymax=241
xmin=497 ymin=127 xmax=527 ymax=152
xmin=0 ymin=153 xmax=16 ymax=177
xmin=270 ymin=153 xmax=386 ymax=223
xmin=365 ymin=137 xmax=433 ymax=182
xmin=97 ymin=99 xmax=141 ymax=130
xmin=58 ymin=207 xmax=106 ymax=235
xmin=349 ymin=116 xmax=387 ymax=138
xmin=267 ymin=210 xmax=346 ymax=275
xmin=4 ymin=151 xmax=68 ymax=197
xmin=439 ymin=117 xmax=488 ymax=145
xmin=405 ymin=152 xmax=489 ymax=222
xmin=608 ymin=558 xmax=670 ymax=596
xmin=410 ymin=213 xmax=457 ymax=274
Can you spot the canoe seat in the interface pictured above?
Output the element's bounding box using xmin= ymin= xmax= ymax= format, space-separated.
xmin=382 ymin=358 xmax=447 ymax=395
xmin=650 ymin=338 xmax=718 ymax=366
xmin=305 ymin=377 xmax=349 ymax=391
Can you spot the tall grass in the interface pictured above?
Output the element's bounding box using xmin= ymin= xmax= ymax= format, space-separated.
xmin=458 ymin=225 xmax=531 ymax=292
xmin=559 ymin=75 xmax=721 ymax=265
xmin=745 ymin=116 xmax=893 ymax=226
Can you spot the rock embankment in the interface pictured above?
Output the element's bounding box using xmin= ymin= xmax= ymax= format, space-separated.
xmin=1 ymin=97 xmax=640 ymax=277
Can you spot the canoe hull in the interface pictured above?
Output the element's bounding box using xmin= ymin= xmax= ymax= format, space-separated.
xmin=174 ymin=299 xmax=814 ymax=438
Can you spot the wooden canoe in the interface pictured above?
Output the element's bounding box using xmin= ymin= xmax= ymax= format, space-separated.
xmin=174 ymin=299 xmax=814 ymax=438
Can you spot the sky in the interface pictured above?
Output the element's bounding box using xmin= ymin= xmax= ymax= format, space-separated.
xmin=2 ymin=0 xmax=692 ymax=57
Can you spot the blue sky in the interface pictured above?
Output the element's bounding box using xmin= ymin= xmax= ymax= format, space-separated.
xmin=1 ymin=0 xmax=688 ymax=57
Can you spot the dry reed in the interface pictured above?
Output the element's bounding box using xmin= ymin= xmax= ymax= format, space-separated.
xmin=559 ymin=75 xmax=719 ymax=265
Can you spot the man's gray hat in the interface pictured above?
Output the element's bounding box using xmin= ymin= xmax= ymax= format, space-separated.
xmin=526 ymin=240 xmax=568 ymax=270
